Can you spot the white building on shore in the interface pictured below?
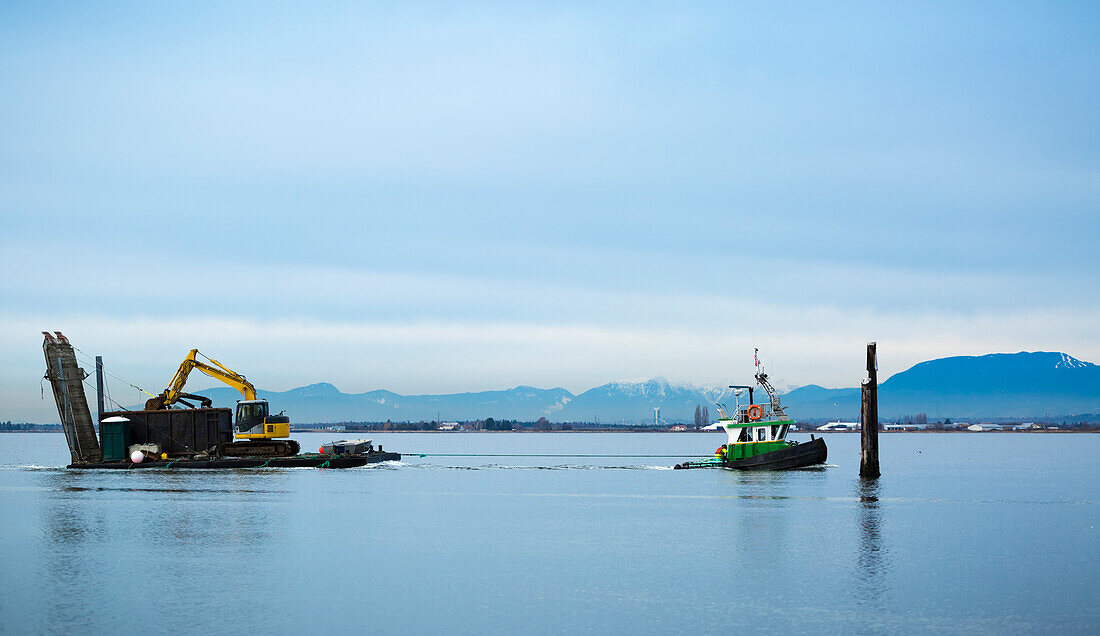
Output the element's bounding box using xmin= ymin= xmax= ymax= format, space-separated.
xmin=967 ymin=423 xmax=1003 ymax=432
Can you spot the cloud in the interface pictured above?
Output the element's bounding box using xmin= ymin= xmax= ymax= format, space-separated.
xmin=1 ymin=3 xmax=1097 ymax=422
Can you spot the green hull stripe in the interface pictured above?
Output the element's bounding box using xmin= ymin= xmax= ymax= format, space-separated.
xmin=721 ymin=441 xmax=789 ymax=461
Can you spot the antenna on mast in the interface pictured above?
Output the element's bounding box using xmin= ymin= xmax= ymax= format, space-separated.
xmin=753 ymin=348 xmax=785 ymax=418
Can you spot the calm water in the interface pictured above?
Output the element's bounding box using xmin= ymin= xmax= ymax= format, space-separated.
xmin=0 ymin=432 xmax=1097 ymax=634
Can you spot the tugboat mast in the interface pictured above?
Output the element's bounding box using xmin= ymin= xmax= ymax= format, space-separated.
xmin=754 ymin=348 xmax=786 ymax=418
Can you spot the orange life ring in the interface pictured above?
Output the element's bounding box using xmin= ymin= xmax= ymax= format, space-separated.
xmin=747 ymin=405 xmax=764 ymax=421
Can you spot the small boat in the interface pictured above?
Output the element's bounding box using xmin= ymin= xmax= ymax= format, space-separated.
xmin=675 ymin=354 xmax=827 ymax=470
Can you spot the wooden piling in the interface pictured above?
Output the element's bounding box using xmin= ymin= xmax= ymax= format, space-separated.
xmin=860 ymin=342 xmax=881 ymax=478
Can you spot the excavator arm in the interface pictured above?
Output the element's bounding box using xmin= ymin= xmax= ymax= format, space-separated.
xmin=144 ymin=349 xmax=297 ymax=456
xmin=145 ymin=349 xmax=257 ymax=410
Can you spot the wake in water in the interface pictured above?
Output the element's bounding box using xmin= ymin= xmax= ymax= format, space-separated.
xmin=3 ymin=464 xmax=66 ymax=472
xmin=6 ymin=458 xmax=829 ymax=473
xmin=357 ymin=459 xmax=409 ymax=469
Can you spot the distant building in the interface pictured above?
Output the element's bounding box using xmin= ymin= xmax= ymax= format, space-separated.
xmin=329 ymin=425 xmax=346 ymax=432
xmin=884 ymin=423 xmax=927 ymax=431
xmin=967 ymin=423 xmax=1002 ymax=432
xmin=670 ymin=425 xmax=687 ymax=431
xmin=438 ymin=422 xmax=460 ymax=431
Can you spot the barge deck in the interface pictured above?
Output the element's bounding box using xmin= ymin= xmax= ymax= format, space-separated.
xmin=69 ymin=451 xmax=401 ymax=470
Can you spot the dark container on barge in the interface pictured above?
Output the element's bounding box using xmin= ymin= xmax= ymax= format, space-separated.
xmin=101 ymin=408 xmax=233 ymax=457
xmin=81 ymin=408 xmax=401 ymax=469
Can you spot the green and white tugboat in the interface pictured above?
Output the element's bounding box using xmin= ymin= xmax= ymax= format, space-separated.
xmin=674 ymin=352 xmax=827 ymax=470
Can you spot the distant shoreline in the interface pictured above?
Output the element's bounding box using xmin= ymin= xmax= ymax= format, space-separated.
xmin=289 ymin=428 xmax=1099 ymax=434
xmin=2 ymin=428 xmax=1096 ymax=434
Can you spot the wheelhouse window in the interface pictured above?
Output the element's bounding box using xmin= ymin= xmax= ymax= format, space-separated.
xmin=737 ymin=427 xmax=751 ymax=442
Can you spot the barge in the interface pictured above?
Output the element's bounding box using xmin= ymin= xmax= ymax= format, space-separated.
xmin=675 ymin=351 xmax=827 ymax=470
xmin=42 ymin=331 xmax=398 ymax=470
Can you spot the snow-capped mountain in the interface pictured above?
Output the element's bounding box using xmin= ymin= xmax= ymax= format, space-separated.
xmin=190 ymin=351 xmax=1099 ymax=423
xmin=554 ymin=377 xmax=718 ymax=423
xmin=195 ymin=377 xmax=716 ymax=424
xmin=781 ymin=351 xmax=1100 ymax=420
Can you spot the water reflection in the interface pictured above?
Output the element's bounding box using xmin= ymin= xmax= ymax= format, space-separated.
xmin=713 ymin=470 xmax=802 ymax=574
xmin=30 ymin=470 xmax=290 ymax=632
xmin=854 ymin=478 xmax=891 ymax=606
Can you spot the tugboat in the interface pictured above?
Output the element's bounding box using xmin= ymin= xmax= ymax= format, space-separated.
xmin=674 ymin=352 xmax=826 ymax=470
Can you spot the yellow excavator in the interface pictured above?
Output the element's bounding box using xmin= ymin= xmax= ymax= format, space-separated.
xmin=145 ymin=350 xmax=300 ymax=457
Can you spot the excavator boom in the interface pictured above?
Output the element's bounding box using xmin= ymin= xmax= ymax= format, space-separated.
xmin=146 ymin=350 xmax=257 ymax=410
xmin=145 ymin=349 xmax=296 ymax=456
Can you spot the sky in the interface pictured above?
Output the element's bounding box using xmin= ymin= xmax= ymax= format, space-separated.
xmin=2 ymin=1 xmax=1098 ymax=421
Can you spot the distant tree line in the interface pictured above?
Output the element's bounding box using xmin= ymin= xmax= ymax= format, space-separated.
xmin=299 ymin=416 xmax=728 ymax=432
xmin=297 ymin=412 xmax=1100 ymax=432
xmin=483 ymin=418 xmax=513 ymax=431
xmin=310 ymin=416 xmax=581 ymax=432
xmin=0 ymin=421 xmax=60 ymax=431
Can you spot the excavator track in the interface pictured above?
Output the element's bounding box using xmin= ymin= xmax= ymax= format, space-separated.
xmin=217 ymin=439 xmax=301 ymax=458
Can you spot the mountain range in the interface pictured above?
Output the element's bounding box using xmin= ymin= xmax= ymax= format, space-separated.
xmin=782 ymin=352 xmax=1099 ymax=420
xmin=192 ymin=351 xmax=1100 ymax=423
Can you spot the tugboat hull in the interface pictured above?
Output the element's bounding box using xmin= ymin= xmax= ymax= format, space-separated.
xmin=674 ymin=437 xmax=826 ymax=471
xmin=724 ymin=436 xmax=826 ymax=470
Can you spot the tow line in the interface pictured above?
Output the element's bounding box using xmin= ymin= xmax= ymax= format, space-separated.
xmin=408 ymin=453 xmax=711 ymax=458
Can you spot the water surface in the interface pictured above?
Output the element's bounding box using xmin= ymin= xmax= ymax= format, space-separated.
xmin=0 ymin=432 xmax=1096 ymax=634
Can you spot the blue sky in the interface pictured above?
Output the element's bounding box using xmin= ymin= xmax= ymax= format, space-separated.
xmin=2 ymin=2 xmax=1098 ymax=421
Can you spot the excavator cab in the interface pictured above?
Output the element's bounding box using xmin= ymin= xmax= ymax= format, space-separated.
xmin=234 ymin=399 xmax=291 ymax=440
